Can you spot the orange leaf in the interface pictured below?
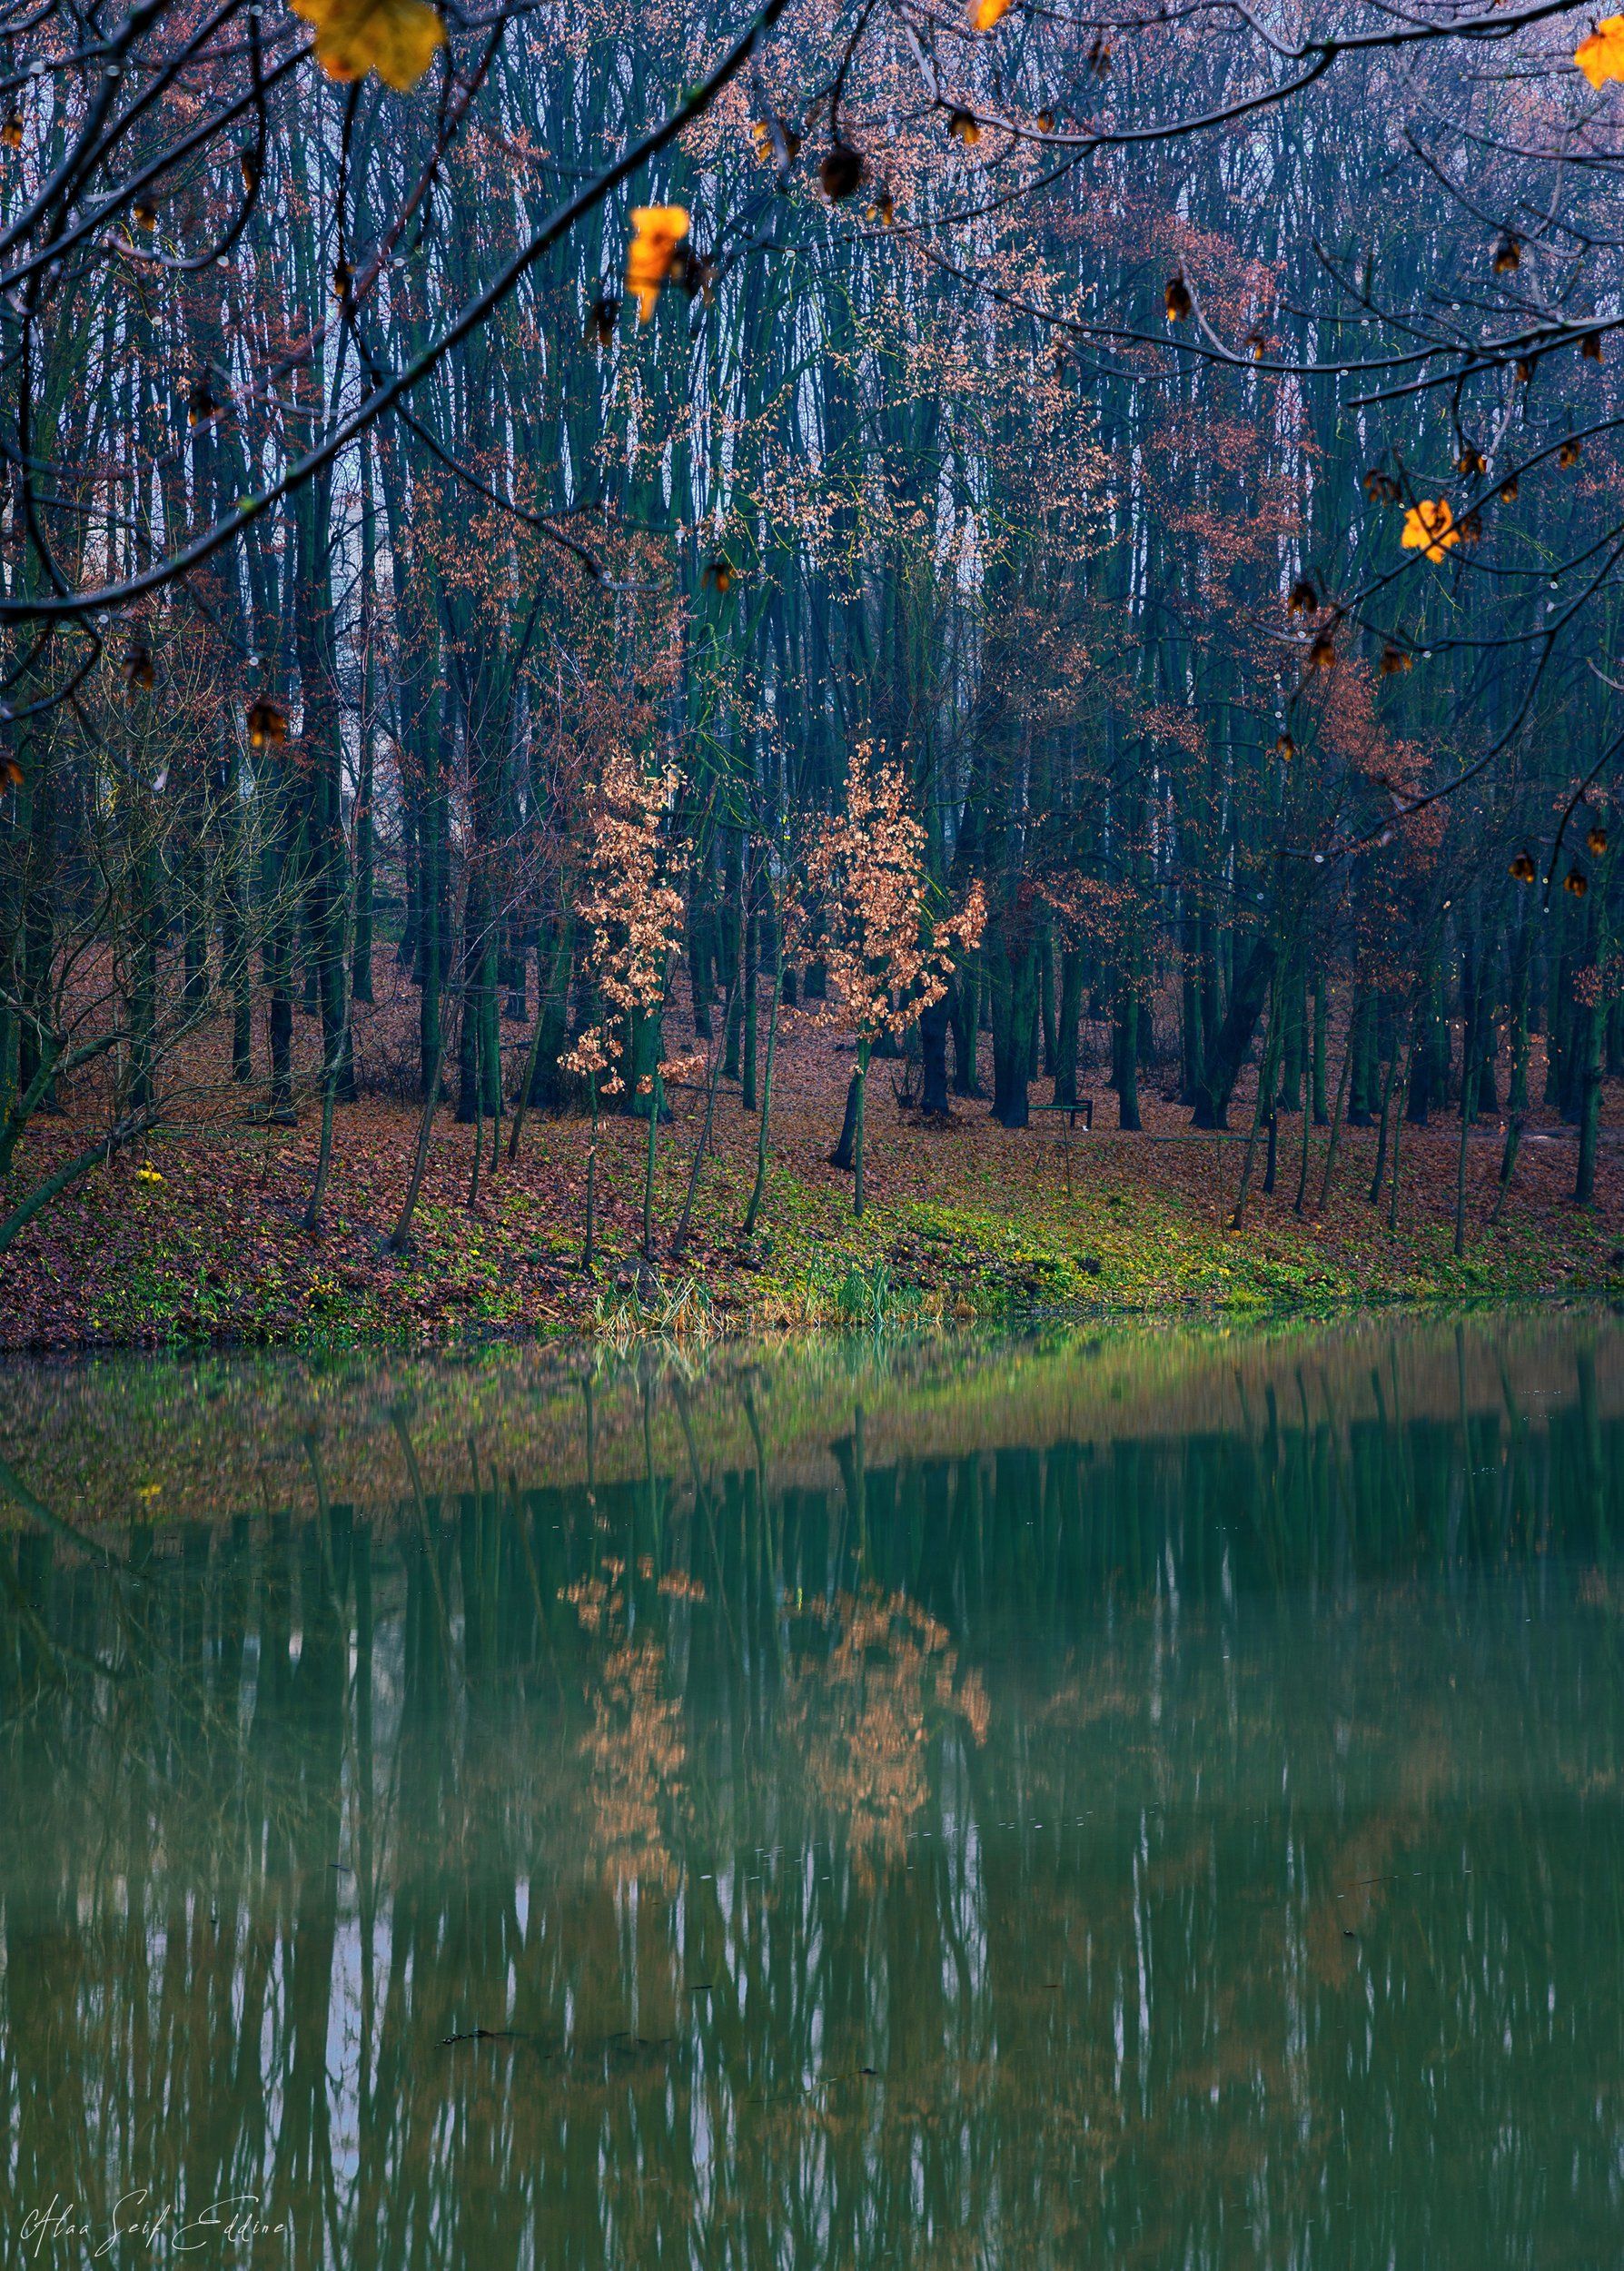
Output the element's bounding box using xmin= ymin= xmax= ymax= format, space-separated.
xmin=290 ymin=0 xmax=444 ymax=91
xmin=1576 ymin=15 xmax=1624 ymax=85
xmin=626 ymin=205 xmax=688 ymax=323
xmin=1400 ymin=498 xmax=1460 ymax=563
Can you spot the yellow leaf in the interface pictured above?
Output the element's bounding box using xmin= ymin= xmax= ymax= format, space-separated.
xmin=291 ymin=0 xmax=444 ymax=91
xmin=626 ymin=204 xmax=688 ymax=322
xmin=970 ymin=0 xmax=1013 ymax=26
xmin=1576 ymin=15 xmax=1624 ymax=85
xmin=1400 ymin=497 xmax=1460 ymax=563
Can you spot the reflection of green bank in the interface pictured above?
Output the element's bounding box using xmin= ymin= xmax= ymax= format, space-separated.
xmin=0 ymin=1308 xmax=1621 ymax=2266
xmin=1 ymin=1300 xmax=1620 ymax=1529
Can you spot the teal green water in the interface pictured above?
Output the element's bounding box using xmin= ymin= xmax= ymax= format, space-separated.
xmin=2 ymin=1311 xmax=1623 ymax=2266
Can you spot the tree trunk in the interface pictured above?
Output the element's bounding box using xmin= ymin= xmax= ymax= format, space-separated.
xmin=831 ymin=1067 xmax=861 ymax=1170
xmin=919 ymin=993 xmax=951 ymax=1117
xmin=1054 ymin=946 xmax=1084 ymax=1108
xmin=990 ymin=934 xmax=1037 ymax=1130
xmin=951 ymin=957 xmax=983 ymax=1096
xmin=1193 ymin=933 xmax=1274 ymax=1128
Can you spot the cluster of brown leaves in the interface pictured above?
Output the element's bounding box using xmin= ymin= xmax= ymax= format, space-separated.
xmin=564 ymin=749 xmax=687 ymax=1095
xmin=806 ymin=746 xmax=985 ymax=1049
xmin=565 ymin=1568 xmax=688 ymax=1888
xmin=785 ymin=1586 xmax=989 ymax=1885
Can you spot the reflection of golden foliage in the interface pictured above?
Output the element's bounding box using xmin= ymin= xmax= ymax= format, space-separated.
xmin=631 ymin=1555 xmax=705 ymax=1601
xmin=566 ymin=1574 xmax=686 ymax=1885
xmin=561 ymin=1572 xmax=615 ymax=1634
xmin=785 ymin=1587 xmax=986 ymax=1880
xmin=1305 ymin=1711 xmax=1450 ymax=1986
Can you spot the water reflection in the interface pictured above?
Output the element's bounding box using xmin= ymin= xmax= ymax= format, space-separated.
xmin=1 ymin=1311 xmax=1622 ymax=2266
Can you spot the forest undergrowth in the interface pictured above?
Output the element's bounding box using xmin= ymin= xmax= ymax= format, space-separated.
xmin=1 ymin=952 xmax=1617 ymax=1351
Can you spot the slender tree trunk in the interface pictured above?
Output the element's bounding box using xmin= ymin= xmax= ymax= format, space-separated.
xmin=1292 ymin=1048 xmax=1314 ymax=1215
xmin=582 ymin=1088 xmax=598 ymax=1274
xmin=641 ymin=1067 xmax=663 ymax=1259
xmin=950 ymin=957 xmax=983 ymax=1096
xmin=352 ymin=460 xmax=377 ymax=1008
xmin=1053 ymin=946 xmax=1084 ymax=1109
xmin=1387 ymin=1017 xmax=1421 ymax=1232
xmin=303 ymin=990 xmax=351 ymax=1231
xmin=832 ymin=1067 xmax=861 ymax=1171
xmin=1454 ymin=1056 xmax=1480 ymax=1257
xmin=743 ymin=939 xmax=784 ymax=1239
xmin=468 ymin=1018 xmax=485 ymax=1211
xmin=674 ymin=973 xmax=738 ymax=1257
xmin=1368 ymin=1016 xmax=1407 ymax=1205
xmin=1315 ymin=1014 xmax=1357 ymax=1214
xmin=1311 ymin=969 xmax=1329 ymax=1125
xmin=1194 ymin=932 xmax=1275 ymax=1128
xmin=740 ymin=897 xmax=758 ymax=1116
xmin=854 ymin=1041 xmax=870 ymax=1217
xmin=389 ymin=1042 xmax=442 ymax=1255
xmin=1490 ymin=1112 xmax=1524 ymax=1226
xmin=1572 ymin=865 xmax=1610 ymax=1204
xmin=1114 ymin=976 xmax=1142 ymax=1134
xmin=0 ymin=1110 xmax=157 ymax=1257
xmin=1575 ymin=995 xmax=1605 ymax=1206
xmin=1230 ymin=984 xmax=1282 ymax=1230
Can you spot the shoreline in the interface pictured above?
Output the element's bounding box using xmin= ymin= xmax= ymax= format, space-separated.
xmin=2 ymin=1063 xmax=1619 ymax=1353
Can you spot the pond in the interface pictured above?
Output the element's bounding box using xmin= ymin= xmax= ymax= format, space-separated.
xmin=1 ymin=1308 xmax=1622 ymax=2267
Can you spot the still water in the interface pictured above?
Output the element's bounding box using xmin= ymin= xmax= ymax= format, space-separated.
xmin=1 ymin=1310 xmax=1622 ymax=2267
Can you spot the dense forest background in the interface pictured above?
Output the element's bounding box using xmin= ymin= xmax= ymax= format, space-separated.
xmin=1 ymin=0 xmax=1621 ymax=1315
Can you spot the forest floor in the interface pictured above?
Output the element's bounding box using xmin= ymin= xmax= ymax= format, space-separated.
xmin=3 ymin=954 xmax=1622 ymax=1349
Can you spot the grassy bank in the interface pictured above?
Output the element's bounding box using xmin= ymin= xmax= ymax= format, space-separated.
xmin=2 ymin=1016 xmax=1618 ymax=1349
